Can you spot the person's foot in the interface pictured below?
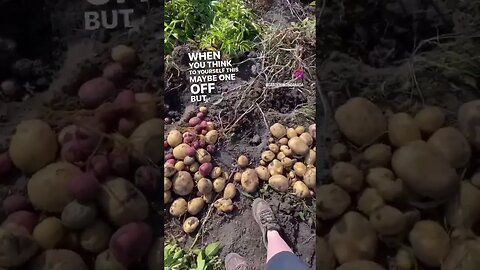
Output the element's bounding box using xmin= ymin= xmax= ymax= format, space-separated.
xmin=252 ymin=198 xmax=281 ymax=248
xmin=225 ymin=253 xmax=249 ymax=270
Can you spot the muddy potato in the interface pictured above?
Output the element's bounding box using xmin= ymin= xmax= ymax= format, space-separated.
xmin=369 ymin=205 xmax=406 ymax=236
xmin=268 ymin=144 xmax=280 ymax=154
xmin=241 ymin=169 xmax=259 ymax=193
xmin=172 ymin=171 xmax=194 ymax=196
xmin=166 ymin=130 xmax=183 ymax=147
xmin=61 ymin=201 xmax=97 ymax=229
xmin=336 ymin=261 xmax=386 ymax=270
xmin=188 ymin=198 xmax=205 ymax=215
xmin=446 ymin=181 xmax=480 ymax=228
xmin=214 ymin=198 xmax=234 ymax=213
xmin=303 ymin=167 xmax=316 ymax=189
xmin=195 ymin=149 xmax=212 ymax=164
xmin=80 ymin=220 xmax=112 ymax=253
xmin=330 ymin=143 xmax=349 ymax=161
xmin=189 ymin=162 xmax=200 ymax=173
xmin=164 ymin=191 xmax=171 ymax=204
xmin=427 ymin=127 xmax=471 ymax=168
xmin=28 ymin=162 xmax=81 ymax=213
xmin=237 ymin=155 xmax=249 ymax=167
xmin=392 ymin=140 xmax=459 ymax=200
xmin=170 ymin=198 xmax=188 ymax=217
xmin=317 ymin=236 xmax=336 ymax=270
xmin=269 ymin=175 xmax=289 ymax=192
xmin=414 ymin=106 xmax=445 ymax=134
xmin=255 ymin=166 xmax=270 ymax=181
xmin=299 ymin=132 xmax=313 ymax=146
xmin=388 ymin=113 xmax=422 ymax=147
xmin=98 ymin=178 xmax=149 ymax=226
xmin=0 ymin=227 xmax=38 ymax=268
xmin=183 ymin=217 xmax=200 ymax=234
xmin=268 ymin=159 xmax=284 ymax=176
xmin=332 ymin=162 xmax=364 ymax=192
xmin=165 ymin=163 xmax=176 ymax=177
xmin=261 ymin=150 xmax=275 ymax=162
xmin=458 ymin=100 xmax=480 ymax=150
xmin=205 ymin=130 xmax=218 ymax=145
xmin=9 ymin=119 xmax=58 ymax=174
xmin=409 ymin=220 xmax=449 ymax=267
xmin=95 ymin=250 xmax=126 ymax=270
xmin=442 ymin=240 xmax=480 ymax=270
xmin=293 ymin=181 xmax=310 ymax=198
xmin=293 ymin=162 xmax=307 ymax=177
xmin=213 ymin=177 xmax=227 ymax=193
xmin=129 ymin=118 xmax=162 ymax=163
xmin=366 ymin=168 xmax=403 ymax=201
xmin=329 ymin=211 xmax=378 ymax=264
xmin=287 ymin=128 xmax=297 ymax=139
xmin=334 ymin=97 xmax=387 ymax=146
xmin=317 ymin=184 xmax=351 ymax=220
xmin=363 ymin=143 xmax=391 ymax=168
xmin=357 ymin=188 xmax=384 ymax=216
xmin=288 ymin=137 xmax=309 ymax=156
xmin=270 ymin=123 xmax=287 ymax=138
xmin=33 ymin=217 xmax=64 ymax=249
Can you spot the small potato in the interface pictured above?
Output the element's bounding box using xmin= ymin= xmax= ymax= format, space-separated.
xmin=213 ymin=177 xmax=227 ymax=193
xmin=95 ymin=249 xmax=126 ymax=270
xmin=214 ymin=198 xmax=234 ymax=213
xmin=172 ymin=171 xmax=194 ymax=196
xmin=363 ymin=143 xmax=392 ymax=168
xmin=269 ymin=175 xmax=289 ymax=192
xmin=170 ymin=198 xmax=188 ymax=217
xmin=223 ymin=183 xmax=237 ymax=199
xmin=3 ymin=194 xmax=30 ymax=214
xmin=261 ymin=151 xmax=275 ymax=162
xmin=330 ymin=143 xmax=349 ymax=161
xmin=78 ymin=77 xmax=116 ymax=109
xmin=33 ymin=217 xmax=64 ymax=249
xmin=293 ymin=162 xmax=307 ymax=177
xmin=357 ymin=188 xmax=385 ymax=216
xmin=164 ymin=191 xmax=171 ymax=204
xmin=332 ymin=162 xmax=363 ymax=192
xmin=268 ymin=159 xmax=284 ymax=176
xmin=299 ymin=132 xmax=313 ymax=146
xmin=109 ymin=222 xmax=152 ymax=266
xmin=28 ymin=249 xmax=88 ymax=270
xmin=237 ymin=155 xmax=249 ymax=167
xmin=369 ymin=205 xmax=406 ymax=235
xmin=195 ymin=149 xmax=212 ymax=164
xmin=279 ymin=138 xmax=288 ymax=145
xmin=183 ymin=217 xmax=200 ymax=234
xmin=268 ymin=144 xmax=280 ymax=154
xmin=276 ymin=152 xmax=286 ymax=160
xmin=184 ymin=156 xmax=196 ymax=166
xmin=304 ymin=149 xmax=316 ymax=166
xmin=188 ymin=198 xmax=205 ymax=215
xmin=210 ymin=167 xmax=222 ymax=179
xmin=0 ymin=227 xmax=38 ymax=268
xmin=308 ymin=124 xmax=316 ymax=140
xmin=175 ymin=161 xmax=185 ymax=171
xmin=61 ymin=201 xmax=97 ymax=229
xmin=288 ymin=137 xmax=309 ymax=156
xmin=303 ymin=167 xmax=316 ymax=189
xmin=197 ymin=178 xmax=213 ymax=195
xmin=111 ymin=44 xmax=136 ymax=65
xmin=234 ymin=172 xmax=242 ymax=183
xmin=241 ymin=169 xmax=259 ymax=193
xmin=388 ymin=112 xmax=422 ymax=147
xmin=334 ymin=97 xmax=387 ymax=146
xmin=409 ymin=220 xmax=449 ymax=267
xmin=255 ymin=166 xmax=270 ymax=181
xmin=205 ymin=130 xmax=218 ymax=145
xmin=295 ymin=126 xmax=305 ymax=135
xmin=427 ymin=127 xmax=471 ymax=168
xmin=80 ymin=220 xmax=112 ymax=253
xmin=166 ymin=130 xmax=183 ymax=147
xmin=414 ymin=106 xmax=445 ymax=134
xmin=281 ymin=157 xmax=295 ymax=168
xmin=287 ymin=128 xmax=297 ymax=139
xmin=395 ymin=249 xmax=416 ymax=270
xmin=270 ymin=123 xmax=287 ymax=138
xmin=366 ymin=168 xmax=403 ymax=201
xmin=189 ymin=162 xmax=200 ymax=173
xmin=293 ymin=181 xmax=310 ymax=198
xmin=164 ymin=177 xmax=172 ymax=190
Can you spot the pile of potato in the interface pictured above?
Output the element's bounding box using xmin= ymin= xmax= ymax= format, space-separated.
xmin=164 ymin=106 xmax=237 ymax=234
xmin=318 ymin=97 xmax=480 ymax=270
xmin=0 ymin=45 xmax=163 ymax=270
xmin=234 ymin=123 xmax=316 ymax=198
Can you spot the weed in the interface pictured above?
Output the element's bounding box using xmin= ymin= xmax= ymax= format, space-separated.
xmin=165 ymin=241 xmax=223 ymax=270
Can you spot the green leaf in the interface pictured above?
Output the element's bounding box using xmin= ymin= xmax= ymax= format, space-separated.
xmin=196 ymin=251 xmax=206 ymax=270
xmin=204 ymin=242 xmax=221 ymax=257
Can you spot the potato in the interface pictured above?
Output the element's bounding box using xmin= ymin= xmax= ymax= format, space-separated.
xmin=195 ymin=149 xmax=212 ymax=164
xmin=286 ymin=128 xmax=297 ymax=139
xmin=270 ymin=123 xmax=287 ymax=138
xmin=295 ymin=126 xmax=305 ymax=135
xmin=233 ymin=172 xmax=242 ymax=183
xmin=61 ymin=201 xmax=97 ymax=229
xmin=165 ymin=163 xmax=176 ymax=177
xmin=167 ymin=130 xmax=183 ymax=147
xmin=241 ymin=169 xmax=259 ymax=193
xmin=389 ymin=113 xmax=422 ymax=146
xmin=189 ymin=162 xmax=200 ymax=173
xmin=134 ymin=166 xmax=159 ymax=196
xmin=133 ymin=92 xmax=158 ymax=122
xmin=129 ymin=118 xmax=163 ymax=163
xmin=331 ymin=162 xmax=364 ymax=192
xmin=299 ymin=133 xmax=313 ymax=146
xmin=95 ymin=250 xmax=127 ymax=270
xmin=279 ymin=137 xmax=288 ymax=145
xmin=293 ymin=181 xmax=310 ymax=198
xmin=170 ymin=198 xmax=188 ymax=217
xmin=98 ymin=177 xmax=149 ymax=226
xmin=183 ymin=217 xmax=200 ymax=234
xmin=369 ymin=205 xmax=406 ymax=235
xmin=164 ymin=191 xmax=171 ymax=204
xmin=109 ymin=151 xmax=131 ymax=177
xmin=214 ymin=198 xmax=234 ymax=213
xmin=268 ymin=144 xmax=280 ymax=154
xmin=109 ymin=222 xmax=152 ymax=266
xmin=9 ymin=119 xmax=58 ymax=174
xmin=237 ymin=155 xmax=249 ymax=167
xmin=442 ymin=240 xmax=480 ymax=270
xmin=303 ymin=167 xmax=316 ymax=189
xmin=304 ymin=149 xmax=316 ymax=166
xmin=28 ymin=162 xmax=80 ymax=212
xmin=199 ymin=163 xmax=213 ymax=177
xmin=28 ymin=249 xmax=88 ymax=270
xmin=102 ymin=62 xmax=126 ymax=83
xmin=111 ymin=44 xmax=136 ymax=65
xmin=363 ymin=143 xmax=391 ymax=168
xmin=203 ymin=193 xmax=214 ymax=203
xmin=392 ymin=140 xmax=459 ymax=200
xmin=366 ymin=168 xmax=403 ymax=201
xmin=357 ymin=188 xmax=384 ymax=216
xmin=3 ymin=211 xmax=38 ymax=234
xmin=211 ymin=177 xmax=226 ymax=193
xmin=0 ymin=227 xmax=38 ymax=268
xmin=68 ymin=172 xmax=100 ymax=203
xmin=172 ymin=171 xmax=194 ymax=196
xmin=3 ymin=194 xmax=30 ymax=214
xmin=88 ymin=155 xmax=111 ymax=179
xmin=446 ymin=181 xmax=480 ymax=228
xmin=80 ymin=220 xmax=112 ymax=253
xmin=330 ymin=143 xmax=349 ymax=161
xmin=308 ymin=124 xmax=316 ymax=140
xmin=317 ymin=184 xmax=351 ymax=220
xmin=288 ymin=137 xmax=309 ymax=156
xmin=427 ymin=127 xmax=471 ymax=168
xmin=33 ymin=217 xmax=64 ymax=249
xmin=316 ymin=236 xmax=336 ymax=270
xmin=268 ymin=175 xmax=289 ymax=192
xmin=187 ymin=198 xmax=204 ymax=216
xmin=205 ymin=130 xmax=218 ymax=145
xmin=261 ymin=151 xmax=275 ymax=162
xmin=293 ymin=162 xmax=307 ymax=177
xmin=197 ymin=178 xmax=213 ymax=195
xmin=210 ymin=167 xmax=222 ymax=179
xmin=334 ymin=97 xmax=387 ymax=146
xmin=329 ymin=211 xmax=377 ymax=264
xmin=280 ymin=157 xmax=295 ymax=168
xmin=268 ymin=159 xmax=284 ymax=176
xmin=78 ymin=77 xmax=116 ymax=109
xmin=409 ymin=220 xmax=449 ymax=267
xmin=223 ymin=183 xmax=237 ymax=199
xmin=255 ymin=166 xmax=270 ymax=181
xmin=394 ymin=249 xmax=416 ymax=270
xmin=458 ymin=100 xmax=480 ymax=150
xmin=414 ymin=106 xmax=445 ymax=134
xmin=336 ymin=260 xmax=386 ymax=270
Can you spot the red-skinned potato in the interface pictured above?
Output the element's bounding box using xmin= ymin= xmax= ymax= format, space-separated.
xmin=32 ymin=217 xmax=64 ymax=250
xmin=68 ymin=171 xmax=100 ymax=203
xmin=78 ymin=77 xmax=116 ymax=109
xmin=0 ymin=226 xmax=38 ymax=268
xmin=109 ymin=222 xmax=153 ymax=266
xmin=109 ymin=151 xmax=131 ymax=177
xmin=3 ymin=210 xmax=38 ymax=234
xmin=61 ymin=201 xmax=97 ymax=229
xmin=134 ymin=166 xmax=159 ymax=196
xmin=118 ymin=117 xmax=137 ymax=136
xmin=80 ymin=220 xmax=112 ymax=253
xmin=87 ymin=155 xmax=111 ymax=179
xmin=95 ymin=249 xmax=127 ymax=270
xmin=129 ymin=118 xmax=163 ymax=163
xmin=0 ymin=152 xmax=13 ymax=176
xmin=28 ymin=162 xmax=81 ymax=213
xmin=3 ymin=194 xmax=30 ymax=214
xmin=114 ymin=90 xmax=136 ymax=112
xmin=9 ymin=119 xmax=58 ymax=174
xmin=28 ymin=249 xmax=88 ymax=270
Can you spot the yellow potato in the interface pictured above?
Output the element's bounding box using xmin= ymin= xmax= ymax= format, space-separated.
xmin=357 ymin=188 xmax=384 ymax=216
xmin=188 ymin=198 xmax=205 ymax=215
xmin=427 ymin=127 xmax=471 ymax=168
xmin=299 ymin=132 xmax=313 ymax=146
xmin=166 ymin=130 xmax=182 ymax=147
xmin=369 ymin=205 xmax=406 ymax=236
xmin=255 ymin=166 xmax=270 ymax=181
xmin=169 ymin=198 xmax=188 ymax=217
xmin=270 ymin=123 xmax=287 ymax=138
xmin=241 ymin=169 xmax=259 ymax=193
xmin=33 ymin=217 xmax=64 ymax=250
xmin=183 ymin=217 xmax=200 ymax=234
xmin=268 ymin=175 xmax=289 ymax=192
xmin=223 ymin=183 xmax=237 ymax=199
xmin=317 ymin=184 xmax=350 ymax=220
xmin=213 ymin=177 xmax=227 ymax=193
xmin=213 ymin=198 xmax=234 ymax=213
xmin=164 ymin=191 xmax=171 ymax=204
xmin=363 ymin=143 xmax=391 ymax=168
xmin=293 ymin=181 xmax=310 ymax=198
xmin=303 ymin=167 xmax=316 ymax=189
xmin=388 ymin=112 xmax=422 ymax=147
xmin=331 ymin=162 xmax=363 ymax=192
xmin=287 ymin=128 xmax=298 ymax=139
xmin=197 ymin=178 xmax=213 ymax=195
xmin=205 ymin=130 xmax=219 ymax=145
xmin=237 ymin=155 xmax=249 ymax=167
xmin=458 ymin=100 xmax=480 ymax=150
xmin=295 ymin=126 xmax=305 ymax=135
xmin=261 ymin=151 xmax=276 ymax=162
xmin=288 ymin=137 xmax=309 ymax=156
xmin=111 ymin=44 xmax=136 ymax=65
xmin=268 ymin=144 xmax=280 ymax=154
xmin=293 ymin=162 xmax=307 ymax=177
xmin=172 ymin=143 xmax=191 ymax=160
xmin=409 ymin=220 xmax=449 ymax=267
xmin=414 ymin=106 xmax=445 ymax=134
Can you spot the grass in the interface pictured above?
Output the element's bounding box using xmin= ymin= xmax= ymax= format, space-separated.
xmin=165 ymin=240 xmax=223 ymax=270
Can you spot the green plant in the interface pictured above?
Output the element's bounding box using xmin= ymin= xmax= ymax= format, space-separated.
xmin=165 ymin=241 xmax=222 ymax=270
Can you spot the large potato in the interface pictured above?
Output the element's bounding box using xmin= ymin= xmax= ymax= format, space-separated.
xmin=80 ymin=220 xmax=112 ymax=253
xmin=329 ymin=211 xmax=377 ymax=264
xmin=33 ymin=217 xmax=64 ymax=250
xmin=129 ymin=118 xmax=163 ymax=163
xmin=362 ymin=143 xmax=391 ymax=168
xmin=334 ymin=97 xmax=387 ymax=146
xmin=446 ymin=181 xmax=480 ymax=228
xmin=442 ymin=240 xmax=480 ymax=270
xmin=458 ymin=100 xmax=480 ymax=150
xmin=388 ymin=112 xmax=422 ymax=147
xmin=336 ymin=260 xmax=386 ymax=270
xmin=414 ymin=106 xmax=445 ymax=134
xmin=97 ymin=178 xmax=149 ymax=226
xmin=0 ymin=227 xmax=38 ymax=268
xmin=427 ymin=127 xmax=471 ymax=168
xmin=317 ymin=184 xmax=351 ymax=220
xmin=288 ymin=137 xmax=309 ymax=156
xmin=28 ymin=162 xmax=81 ymax=212
xmin=409 ymin=220 xmax=449 ymax=267
xmin=9 ymin=119 xmax=58 ymax=174
xmin=241 ymin=169 xmax=259 ymax=193
xmin=172 ymin=171 xmax=194 ymax=196
xmin=331 ymin=162 xmax=364 ymax=192
xmin=268 ymin=175 xmax=289 ymax=192
xmin=392 ymin=140 xmax=458 ymax=200
xmin=28 ymin=249 xmax=88 ymax=270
